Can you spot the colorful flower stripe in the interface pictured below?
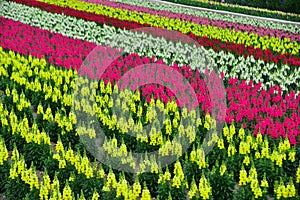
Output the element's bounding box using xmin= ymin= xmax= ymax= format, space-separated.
xmin=35 ymin=0 xmax=300 ymax=56
xmin=1 ymin=1 xmax=299 ymax=94
xmin=0 ymin=17 xmax=95 ymax=70
xmin=11 ymin=0 xmax=300 ymax=67
xmin=0 ymin=18 xmax=299 ymax=142
xmin=113 ymin=0 xmax=300 ymax=34
xmin=3 ymin=49 xmax=298 ymax=200
xmin=82 ymin=0 xmax=300 ymax=42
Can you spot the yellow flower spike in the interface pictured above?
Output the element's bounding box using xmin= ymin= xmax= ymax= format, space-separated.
xmin=239 ymin=165 xmax=248 ymax=186
xmin=227 ymin=142 xmax=236 ymax=157
xmin=39 ymin=183 xmax=49 ymax=200
xmin=260 ymin=173 xmax=268 ymax=188
xmin=150 ymin=155 xmax=159 ymax=174
xmin=0 ymin=138 xmax=8 ymax=165
xmin=217 ymin=136 xmax=225 ymax=149
xmin=11 ymin=144 xmax=20 ymax=162
xmin=238 ymin=126 xmax=245 ymax=139
xmin=58 ymin=158 xmax=66 ymax=169
xmin=62 ymin=181 xmax=73 ymax=200
xmin=141 ymin=184 xmax=151 ymax=200
xmin=107 ymin=168 xmax=117 ymax=189
xmin=223 ymin=124 xmax=229 ymax=137
xmin=256 ymin=131 xmax=263 ymax=144
xmin=9 ymin=162 xmax=18 ymax=179
xmin=56 ymin=137 xmax=64 ymax=153
xmin=287 ymin=177 xmax=296 ymax=197
xmin=283 ymin=136 xmax=291 ymax=151
xmin=288 ymin=148 xmax=296 ymax=162
xmin=31 ymin=166 xmax=39 ymax=191
xmin=78 ymin=190 xmax=86 ymax=200
xmin=173 ymin=160 xmax=184 ymax=181
xmin=132 ymin=177 xmax=141 ymax=198
xmin=297 ymin=163 xmax=300 ymax=183
xmin=188 ymin=177 xmax=198 ymax=199
xmin=189 ymin=147 xmax=197 ymax=163
xmin=119 ymin=140 xmax=128 ymax=157
xmin=243 ymin=156 xmax=250 ymax=166
xmin=198 ymin=172 xmax=212 ymax=200
xmin=255 ymin=151 xmax=261 ymax=159
xmin=220 ymin=161 xmax=227 ymax=176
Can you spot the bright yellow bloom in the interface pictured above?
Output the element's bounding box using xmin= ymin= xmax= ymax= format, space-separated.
xmin=199 ymin=173 xmax=212 ymax=200
xmin=243 ymin=156 xmax=250 ymax=166
xmin=141 ymin=185 xmax=151 ymax=200
xmin=296 ymin=164 xmax=300 ymax=183
xmin=0 ymin=138 xmax=8 ymax=165
xmin=260 ymin=173 xmax=269 ymax=188
xmin=227 ymin=143 xmax=236 ymax=157
xmin=188 ymin=177 xmax=198 ymax=199
xmin=288 ymin=149 xmax=296 ymax=162
xmin=91 ymin=189 xmax=100 ymax=200
xmin=62 ymin=181 xmax=72 ymax=200
xmin=220 ymin=161 xmax=227 ymax=176
xmin=239 ymin=166 xmax=248 ymax=186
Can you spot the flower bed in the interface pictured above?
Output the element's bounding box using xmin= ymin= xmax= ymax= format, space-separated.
xmin=0 ymin=0 xmax=299 ymax=199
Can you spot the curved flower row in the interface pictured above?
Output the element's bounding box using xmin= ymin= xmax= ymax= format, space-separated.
xmin=0 ymin=48 xmax=299 ymax=199
xmin=11 ymin=0 xmax=300 ymax=67
xmin=1 ymin=5 xmax=299 ymax=94
xmin=112 ymin=0 xmax=300 ymax=34
xmin=81 ymin=0 xmax=300 ymax=42
xmin=0 ymin=17 xmax=94 ymax=71
xmin=0 ymin=34 xmax=299 ymax=142
xmin=35 ymin=0 xmax=300 ymax=55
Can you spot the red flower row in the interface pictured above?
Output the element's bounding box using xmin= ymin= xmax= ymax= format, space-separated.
xmin=1 ymin=17 xmax=299 ymax=143
xmin=12 ymin=0 xmax=300 ymax=67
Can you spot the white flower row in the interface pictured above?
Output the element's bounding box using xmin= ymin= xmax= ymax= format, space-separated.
xmin=0 ymin=1 xmax=299 ymax=94
xmin=113 ymin=0 xmax=300 ymax=34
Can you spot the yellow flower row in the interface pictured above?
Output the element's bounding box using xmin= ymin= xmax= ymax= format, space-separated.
xmin=9 ymin=147 xmax=39 ymax=191
xmin=37 ymin=0 xmax=300 ymax=55
xmin=0 ymin=98 xmax=51 ymax=145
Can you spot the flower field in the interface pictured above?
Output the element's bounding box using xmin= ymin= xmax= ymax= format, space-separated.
xmin=0 ymin=0 xmax=299 ymax=199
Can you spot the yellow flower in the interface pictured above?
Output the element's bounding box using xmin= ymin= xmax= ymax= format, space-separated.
xmin=227 ymin=143 xmax=236 ymax=157
xmin=97 ymin=164 xmax=105 ymax=179
xmin=220 ymin=161 xmax=227 ymax=176
xmin=141 ymin=185 xmax=151 ymax=200
xmin=91 ymin=189 xmax=100 ymax=200
xmin=260 ymin=173 xmax=269 ymax=188
xmin=59 ymin=159 xmax=66 ymax=169
xmin=188 ymin=177 xmax=198 ymax=199
xmin=56 ymin=138 xmax=64 ymax=153
xmin=107 ymin=169 xmax=117 ymax=189
xmin=0 ymin=138 xmax=8 ymax=165
xmin=243 ymin=156 xmax=250 ymax=166
xmin=286 ymin=178 xmax=296 ymax=197
xmin=256 ymin=132 xmax=263 ymax=144
xmin=62 ymin=181 xmax=72 ymax=200
xmin=238 ymin=127 xmax=245 ymax=139
xmin=199 ymin=173 xmax=212 ymax=200
xmin=288 ymin=149 xmax=296 ymax=162
xmin=296 ymin=164 xmax=300 ymax=183
xmin=217 ymin=137 xmax=224 ymax=149
xmin=255 ymin=151 xmax=260 ymax=159
xmin=133 ymin=177 xmax=141 ymax=198
xmin=239 ymin=166 xmax=248 ymax=186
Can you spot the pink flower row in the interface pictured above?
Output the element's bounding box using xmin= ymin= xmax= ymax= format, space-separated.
xmin=1 ymin=16 xmax=299 ymax=143
xmin=82 ymin=0 xmax=300 ymax=42
xmin=0 ymin=17 xmax=95 ymax=70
